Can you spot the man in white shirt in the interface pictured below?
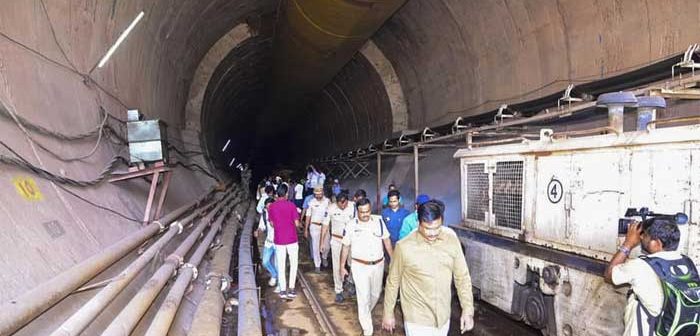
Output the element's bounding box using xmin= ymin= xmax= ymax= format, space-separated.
xmin=256 ymin=185 xmax=274 ymax=214
xmin=340 ymin=198 xmax=393 ymax=336
xmin=254 ymin=198 xmax=279 ymax=290
xmin=305 ymin=165 xmax=319 ymax=195
xmin=320 ymin=192 xmax=355 ymax=302
xmin=305 ymin=185 xmax=331 ymax=272
xmin=604 ymin=218 xmax=685 ymax=336
xmin=294 ymin=180 xmax=305 ymax=209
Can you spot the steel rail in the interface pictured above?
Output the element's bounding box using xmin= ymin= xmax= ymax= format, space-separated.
xmin=296 ymin=270 xmax=338 ymax=336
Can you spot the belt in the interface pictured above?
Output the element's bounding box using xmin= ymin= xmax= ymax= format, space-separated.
xmin=352 ymin=257 xmax=384 ymax=265
xmin=311 ymin=222 xmax=323 ymax=226
xmin=331 ymin=233 xmax=343 ymax=239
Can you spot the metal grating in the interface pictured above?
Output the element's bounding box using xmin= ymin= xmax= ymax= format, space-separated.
xmin=466 ymin=163 xmax=489 ymax=221
xmin=493 ymin=161 xmax=524 ymax=230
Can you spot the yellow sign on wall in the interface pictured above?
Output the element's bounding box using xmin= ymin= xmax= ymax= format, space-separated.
xmin=13 ymin=176 xmax=43 ymax=201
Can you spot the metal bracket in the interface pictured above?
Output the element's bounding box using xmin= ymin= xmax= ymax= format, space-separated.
xmin=673 ymin=44 xmax=700 ymax=80
xmin=421 ymin=127 xmax=437 ymax=142
xmin=557 ymin=84 xmax=583 ymax=110
xmin=452 ymin=117 xmax=470 ymax=134
xmin=494 ymin=104 xmax=515 ymax=125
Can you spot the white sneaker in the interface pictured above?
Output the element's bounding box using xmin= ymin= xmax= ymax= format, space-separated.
xmin=273 ymin=287 xmax=281 ymax=293
xmin=268 ymin=277 xmax=277 ymax=287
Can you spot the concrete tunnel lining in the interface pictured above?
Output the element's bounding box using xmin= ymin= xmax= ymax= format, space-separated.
xmin=1 ymin=0 xmax=700 ymax=334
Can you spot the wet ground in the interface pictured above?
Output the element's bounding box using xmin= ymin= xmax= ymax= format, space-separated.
xmin=257 ymin=236 xmax=539 ymax=336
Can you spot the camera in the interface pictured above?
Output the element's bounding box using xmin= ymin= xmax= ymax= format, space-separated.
xmin=618 ymin=207 xmax=688 ymax=235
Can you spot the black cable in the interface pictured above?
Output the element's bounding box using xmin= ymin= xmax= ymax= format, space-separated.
xmin=0 ymin=140 xmax=127 ymax=187
xmin=38 ymin=0 xmax=79 ymax=73
xmin=0 ymin=141 xmax=141 ymax=221
xmin=169 ymin=145 xmax=205 ymax=157
xmin=173 ymin=161 xmax=220 ymax=182
xmin=55 ymin=183 xmax=142 ymax=222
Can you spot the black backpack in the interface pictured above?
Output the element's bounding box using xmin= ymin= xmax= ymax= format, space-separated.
xmin=640 ymin=255 xmax=700 ymax=336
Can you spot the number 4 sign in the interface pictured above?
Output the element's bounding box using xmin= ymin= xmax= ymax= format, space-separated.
xmin=547 ymin=178 xmax=563 ymax=204
xmin=12 ymin=176 xmax=44 ymax=201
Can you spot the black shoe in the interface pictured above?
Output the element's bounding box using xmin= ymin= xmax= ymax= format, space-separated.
xmin=335 ymin=293 xmax=344 ymax=303
xmin=287 ymin=289 xmax=297 ymax=298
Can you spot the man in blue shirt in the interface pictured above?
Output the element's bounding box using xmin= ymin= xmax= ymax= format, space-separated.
xmin=398 ymin=194 xmax=431 ymax=240
xmin=382 ymin=190 xmax=411 ymax=246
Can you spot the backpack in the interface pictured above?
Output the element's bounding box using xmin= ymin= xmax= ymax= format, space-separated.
xmin=640 ymin=255 xmax=700 ymax=336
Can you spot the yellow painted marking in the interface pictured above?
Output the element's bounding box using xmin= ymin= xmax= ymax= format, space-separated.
xmin=13 ymin=176 xmax=43 ymax=201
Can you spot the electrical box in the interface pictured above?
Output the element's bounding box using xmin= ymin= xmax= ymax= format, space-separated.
xmin=126 ymin=110 xmax=168 ymax=164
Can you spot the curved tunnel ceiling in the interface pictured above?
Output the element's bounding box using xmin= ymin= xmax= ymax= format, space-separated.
xmin=197 ymin=0 xmax=700 ymax=175
xmin=3 ymin=0 xmax=699 ymax=178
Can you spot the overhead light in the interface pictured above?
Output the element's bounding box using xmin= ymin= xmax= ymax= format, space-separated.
xmin=97 ymin=11 xmax=145 ymax=68
xmin=229 ymin=157 xmax=236 ymax=167
xmin=222 ymin=139 xmax=231 ymax=152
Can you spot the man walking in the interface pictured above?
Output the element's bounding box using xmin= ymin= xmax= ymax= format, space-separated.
xmin=383 ymin=199 xmax=475 ymax=335
xmin=254 ymin=198 xmax=279 ymax=291
xmin=398 ymin=194 xmax=431 ymax=240
xmin=268 ymin=185 xmax=301 ymax=299
xmin=340 ymin=198 xmax=393 ymax=336
xmin=293 ymin=179 xmax=305 ymax=209
xmin=304 ymin=185 xmax=331 ymax=272
xmin=256 ymin=185 xmax=275 ymax=214
xmin=382 ymin=189 xmax=411 ymax=247
xmin=320 ymin=192 xmax=355 ymax=302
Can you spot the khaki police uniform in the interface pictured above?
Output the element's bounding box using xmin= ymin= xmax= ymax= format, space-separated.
xmin=322 ymin=203 xmax=355 ymax=294
xmin=342 ymin=214 xmax=389 ymax=336
xmin=307 ymin=196 xmax=331 ymax=268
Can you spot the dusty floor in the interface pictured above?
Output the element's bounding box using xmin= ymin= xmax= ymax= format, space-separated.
xmin=256 ymin=236 xmax=539 ymax=336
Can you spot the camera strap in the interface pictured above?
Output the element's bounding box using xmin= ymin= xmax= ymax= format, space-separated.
xmin=634 ymin=297 xmax=656 ymax=336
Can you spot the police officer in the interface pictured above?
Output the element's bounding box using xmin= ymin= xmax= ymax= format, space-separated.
xmin=320 ymin=192 xmax=355 ymax=303
xmin=305 ymin=185 xmax=331 ymax=272
xmin=339 ymin=198 xmax=393 ymax=336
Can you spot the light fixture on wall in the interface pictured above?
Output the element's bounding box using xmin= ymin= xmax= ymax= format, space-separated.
xmin=97 ymin=11 xmax=145 ymax=68
xmin=222 ymin=139 xmax=231 ymax=152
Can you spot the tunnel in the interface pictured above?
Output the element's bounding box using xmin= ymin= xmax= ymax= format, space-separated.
xmin=2 ymin=1 xmax=700 ymax=335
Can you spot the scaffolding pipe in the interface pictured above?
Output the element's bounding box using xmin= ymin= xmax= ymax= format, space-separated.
xmin=189 ymin=203 xmax=253 ymax=336
xmin=49 ymin=196 xmax=220 ymax=336
xmin=237 ymin=204 xmax=262 ymax=335
xmin=0 ymin=187 xmax=219 ymax=335
xmin=143 ymin=202 xmax=246 ymax=336
xmin=100 ymin=195 xmax=237 ymax=336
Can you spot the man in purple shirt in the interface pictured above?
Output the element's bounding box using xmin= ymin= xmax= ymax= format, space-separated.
xmin=268 ymin=184 xmax=301 ymax=299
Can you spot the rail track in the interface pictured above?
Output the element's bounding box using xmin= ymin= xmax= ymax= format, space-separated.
xmin=296 ymin=270 xmax=339 ymax=336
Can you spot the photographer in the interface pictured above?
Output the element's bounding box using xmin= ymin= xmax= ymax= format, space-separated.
xmin=604 ymin=219 xmax=686 ymax=335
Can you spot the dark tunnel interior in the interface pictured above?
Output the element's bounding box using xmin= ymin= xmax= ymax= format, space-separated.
xmin=200 ymin=2 xmax=401 ymax=178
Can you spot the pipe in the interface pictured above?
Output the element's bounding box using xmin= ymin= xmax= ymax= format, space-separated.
xmin=143 ymin=202 xmax=246 ymax=336
xmin=49 ymin=196 xmax=220 ymax=336
xmin=237 ymin=204 xmax=262 ymax=335
xmin=100 ymin=195 xmax=237 ymax=336
xmin=376 ymin=152 xmax=381 ymax=212
xmin=636 ymin=96 xmax=666 ymax=131
xmin=189 ymin=203 xmax=253 ymax=336
xmin=0 ymin=187 xmax=218 ymax=335
xmin=413 ymin=145 xmax=419 ymax=196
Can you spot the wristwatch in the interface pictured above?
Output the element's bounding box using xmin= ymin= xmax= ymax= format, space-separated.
xmin=618 ymin=245 xmax=631 ymax=256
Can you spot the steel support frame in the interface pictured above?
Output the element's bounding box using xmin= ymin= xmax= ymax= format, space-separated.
xmin=109 ymin=161 xmax=173 ymax=224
